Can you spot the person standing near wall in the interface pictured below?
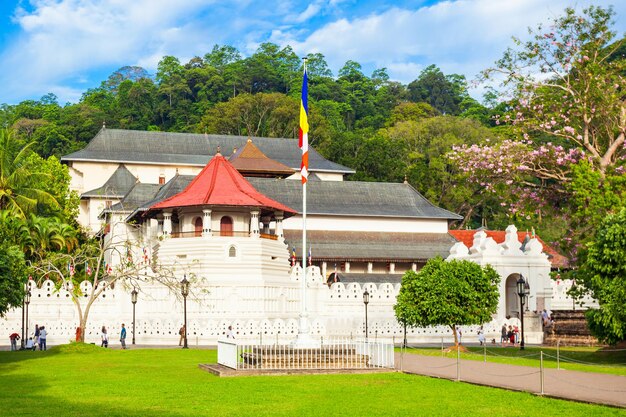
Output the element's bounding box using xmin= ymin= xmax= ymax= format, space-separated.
xmin=39 ymin=326 xmax=47 ymax=351
xmin=9 ymin=333 xmax=20 ymax=351
xmin=120 ymin=324 xmax=127 ymax=349
xmin=33 ymin=325 xmax=40 ymax=349
xmin=178 ymin=324 xmax=185 ymax=346
xmin=101 ymin=326 xmax=108 ymax=348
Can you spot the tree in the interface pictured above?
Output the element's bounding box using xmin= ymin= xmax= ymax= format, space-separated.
xmin=0 ymin=129 xmax=59 ymax=218
xmin=407 ymin=65 xmax=468 ymax=115
xmin=0 ymin=219 xmax=27 ymax=316
xmin=31 ymin=226 xmax=187 ymax=342
xmin=483 ymin=6 xmax=625 ymax=174
xmin=382 ymin=116 xmax=499 ymax=229
xmin=576 ymin=208 xmax=626 ymax=345
xmin=394 ymin=257 xmax=500 ymax=346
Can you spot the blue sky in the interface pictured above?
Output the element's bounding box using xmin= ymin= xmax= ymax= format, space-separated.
xmin=0 ymin=0 xmax=624 ymax=105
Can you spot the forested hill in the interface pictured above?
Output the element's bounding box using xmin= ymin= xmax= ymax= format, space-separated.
xmin=0 ymin=44 xmax=503 ymax=226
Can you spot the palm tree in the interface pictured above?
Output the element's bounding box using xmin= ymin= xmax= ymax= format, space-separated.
xmin=26 ymin=215 xmax=78 ymax=258
xmin=0 ymin=129 xmax=58 ymax=217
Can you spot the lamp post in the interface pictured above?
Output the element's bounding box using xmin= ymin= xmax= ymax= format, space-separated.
xmin=180 ymin=276 xmax=189 ymax=349
xmin=516 ymin=275 xmax=530 ymax=350
xmin=363 ymin=289 xmax=370 ymax=342
xmin=22 ymin=290 xmax=30 ymax=344
xmin=131 ymin=288 xmax=138 ymax=345
xmin=20 ymin=286 xmax=25 ymax=349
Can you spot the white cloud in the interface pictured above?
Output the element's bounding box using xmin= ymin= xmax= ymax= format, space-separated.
xmin=0 ymin=0 xmax=624 ymax=103
xmin=279 ymin=0 xmax=626 ymax=89
xmin=0 ymin=0 xmax=215 ymax=102
xmin=294 ymin=3 xmax=321 ymax=23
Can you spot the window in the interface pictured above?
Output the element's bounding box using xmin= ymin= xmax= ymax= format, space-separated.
xmin=220 ymin=216 xmax=233 ymax=236
xmin=159 ymin=175 xmax=166 ymax=185
xmin=194 ymin=217 xmax=203 ymax=237
xmin=228 ymin=246 xmax=237 ymax=258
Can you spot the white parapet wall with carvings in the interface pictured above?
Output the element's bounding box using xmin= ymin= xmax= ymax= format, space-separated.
xmin=1 ymin=225 xmax=568 ymax=347
xmin=1 ymin=269 xmax=543 ymax=347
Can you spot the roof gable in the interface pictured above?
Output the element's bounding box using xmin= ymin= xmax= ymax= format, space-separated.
xmin=81 ymin=164 xmax=137 ymax=198
xmin=228 ymin=139 xmax=294 ymax=176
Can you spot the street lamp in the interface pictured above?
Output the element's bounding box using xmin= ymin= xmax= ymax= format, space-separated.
xmin=516 ymin=275 xmax=530 ymax=350
xmin=23 ymin=291 xmax=31 ymax=349
xmin=180 ymin=275 xmax=189 ymax=349
xmin=363 ymin=289 xmax=370 ymax=342
xmin=131 ymin=288 xmax=138 ymax=345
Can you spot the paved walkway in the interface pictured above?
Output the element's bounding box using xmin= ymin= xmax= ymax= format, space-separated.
xmin=396 ymin=352 xmax=626 ymax=408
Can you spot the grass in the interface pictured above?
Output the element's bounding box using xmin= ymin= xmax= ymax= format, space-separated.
xmin=0 ymin=343 xmax=624 ymax=416
xmin=399 ymin=345 xmax=626 ymax=376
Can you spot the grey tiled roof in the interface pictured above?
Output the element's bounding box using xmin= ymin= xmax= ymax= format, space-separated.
xmin=109 ymin=183 xmax=163 ymax=212
xmin=125 ymin=174 xmax=196 ymax=220
xmin=62 ymin=128 xmax=355 ymax=174
xmin=249 ymin=178 xmax=462 ymax=219
xmin=284 ymin=230 xmax=458 ymax=261
xmin=81 ymin=164 xmax=137 ymax=198
xmin=122 ymin=175 xmax=461 ymax=221
xmin=329 ymin=273 xmax=404 ymax=285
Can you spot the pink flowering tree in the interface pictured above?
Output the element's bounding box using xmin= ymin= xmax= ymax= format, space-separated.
xmin=481 ymin=6 xmax=625 ymax=174
xmin=449 ymin=6 xmax=626 ymax=247
xmin=448 ymin=139 xmax=584 ymax=229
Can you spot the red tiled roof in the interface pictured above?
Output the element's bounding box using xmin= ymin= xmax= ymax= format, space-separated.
xmin=448 ymin=229 xmax=569 ymax=269
xmin=150 ymin=153 xmax=296 ymax=214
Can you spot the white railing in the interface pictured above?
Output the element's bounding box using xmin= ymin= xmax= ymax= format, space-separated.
xmin=217 ymin=339 xmax=238 ymax=369
xmin=217 ymin=339 xmax=394 ymax=371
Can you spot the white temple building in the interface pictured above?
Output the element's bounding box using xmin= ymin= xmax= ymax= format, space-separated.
xmin=0 ymin=128 xmax=588 ymax=346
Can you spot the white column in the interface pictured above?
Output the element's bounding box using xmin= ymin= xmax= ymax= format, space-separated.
xmin=390 ymin=262 xmax=396 ymax=274
xmin=367 ymin=262 xmax=373 ymax=273
xmin=250 ymin=210 xmax=260 ymax=238
xmin=322 ymin=261 xmax=327 ymax=278
xmin=412 ymin=263 xmax=417 ymax=272
xmin=345 ymin=261 xmax=351 ymax=273
xmin=163 ymin=212 xmax=172 ymax=236
xmin=202 ymin=209 xmax=212 ymax=237
xmin=275 ymin=211 xmax=284 ymax=238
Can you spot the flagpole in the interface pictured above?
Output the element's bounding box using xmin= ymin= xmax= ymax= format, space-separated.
xmin=294 ymin=56 xmax=318 ymax=348
xmin=300 ymin=56 xmax=309 ymax=338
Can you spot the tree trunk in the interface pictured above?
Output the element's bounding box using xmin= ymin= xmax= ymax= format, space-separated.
xmin=452 ymin=324 xmax=458 ymax=347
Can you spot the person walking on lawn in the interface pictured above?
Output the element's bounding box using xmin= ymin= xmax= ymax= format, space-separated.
xmin=120 ymin=324 xmax=127 ymax=349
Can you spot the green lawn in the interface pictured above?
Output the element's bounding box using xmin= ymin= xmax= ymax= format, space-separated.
xmin=399 ymin=345 xmax=626 ymax=376
xmin=0 ymin=343 xmax=624 ymax=417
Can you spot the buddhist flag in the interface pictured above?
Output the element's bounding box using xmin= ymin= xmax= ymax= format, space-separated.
xmin=308 ymin=246 xmax=312 ymax=266
xmin=299 ymin=64 xmax=309 ymax=184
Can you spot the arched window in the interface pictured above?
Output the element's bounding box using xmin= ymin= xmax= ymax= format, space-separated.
xmin=228 ymin=245 xmax=237 ymax=258
xmin=194 ymin=217 xmax=203 ymax=237
xmin=220 ymin=216 xmax=233 ymax=236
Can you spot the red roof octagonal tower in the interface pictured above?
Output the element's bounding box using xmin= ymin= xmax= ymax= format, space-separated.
xmin=149 ymin=152 xmax=295 ymax=216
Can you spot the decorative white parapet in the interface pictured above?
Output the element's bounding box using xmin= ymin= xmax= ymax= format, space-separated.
xmin=501 ymin=225 xmax=522 ymax=254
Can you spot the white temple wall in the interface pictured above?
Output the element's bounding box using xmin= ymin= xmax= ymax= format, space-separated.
xmin=1 ymin=225 xmax=568 ymax=347
xmin=2 ymin=275 xmax=543 ymax=347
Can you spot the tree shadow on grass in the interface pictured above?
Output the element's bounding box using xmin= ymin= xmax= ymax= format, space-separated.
xmin=1 ymin=372 xmax=195 ymax=417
